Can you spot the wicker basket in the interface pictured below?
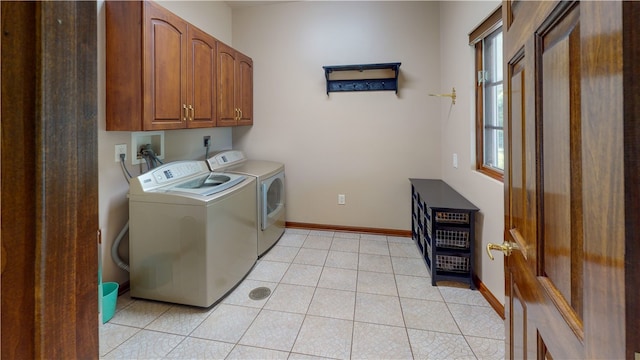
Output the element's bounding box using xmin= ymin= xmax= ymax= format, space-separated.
xmin=436 ymin=255 xmax=470 ymax=273
xmin=435 ymin=211 xmax=469 ymax=224
xmin=435 ymin=229 xmax=469 ymax=249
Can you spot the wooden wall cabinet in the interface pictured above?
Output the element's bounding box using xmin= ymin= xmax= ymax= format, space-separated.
xmin=217 ymin=42 xmax=253 ymax=127
xmin=106 ymin=1 xmax=218 ymax=131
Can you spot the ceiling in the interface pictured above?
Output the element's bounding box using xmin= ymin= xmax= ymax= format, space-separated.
xmin=224 ymin=1 xmax=294 ymax=9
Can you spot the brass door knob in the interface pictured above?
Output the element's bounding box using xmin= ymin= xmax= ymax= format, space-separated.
xmin=486 ymin=241 xmax=519 ymax=260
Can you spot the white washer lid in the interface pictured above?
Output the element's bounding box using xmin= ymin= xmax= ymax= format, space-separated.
xmin=165 ymin=172 xmax=246 ymax=197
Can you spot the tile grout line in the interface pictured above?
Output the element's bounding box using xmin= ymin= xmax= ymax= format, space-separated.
xmin=392 ymin=237 xmax=418 ymax=360
xmin=102 ymin=229 xmax=503 ymax=359
xmin=349 ymin=233 xmax=361 ymax=360
xmin=441 ymin=290 xmax=482 ymax=359
xmin=286 ymin=232 xmax=322 ymax=357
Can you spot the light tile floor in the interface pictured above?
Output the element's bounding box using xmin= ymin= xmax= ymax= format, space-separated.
xmin=100 ymin=228 xmax=505 ymax=359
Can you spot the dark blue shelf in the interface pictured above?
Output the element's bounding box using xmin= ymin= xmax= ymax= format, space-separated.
xmin=410 ymin=179 xmax=479 ymax=290
xmin=322 ymin=62 xmax=401 ymax=95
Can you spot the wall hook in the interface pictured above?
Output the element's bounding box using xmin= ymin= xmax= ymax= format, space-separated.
xmin=429 ymin=87 xmax=456 ymax=105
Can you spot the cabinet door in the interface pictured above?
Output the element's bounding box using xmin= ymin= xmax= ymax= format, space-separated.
xmin=105 ymin=1 xmax=143 ymax=131
xmin=236 ymin=51 xmax=253 ymax=126
xmin=144 ymin=1 xmax=187 ymax=130
xmin=217 ymin=42 xmax=237 ymax=126
xmin=187 ymin=25 xmax=216 ymax=128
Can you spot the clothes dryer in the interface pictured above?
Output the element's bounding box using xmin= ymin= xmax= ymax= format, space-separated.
xmin=208 ymin=151 xmax=285 ymax=256
xmin=128 ymin=160 xmax=257 ymax=307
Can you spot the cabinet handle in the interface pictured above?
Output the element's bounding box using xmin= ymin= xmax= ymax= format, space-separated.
xmin=238 ymin=108 xmax=243 ymax=120
xmin=235 ymin=108 xmax=239 ymax=121
xmin=183 ymin=104 xmax=187 ymax=122
xmin=188 ymin=105 xmax=194 ymax=121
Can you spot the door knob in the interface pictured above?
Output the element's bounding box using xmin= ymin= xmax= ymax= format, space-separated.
xmin=486 ymin=241 xmax=519 ymax=260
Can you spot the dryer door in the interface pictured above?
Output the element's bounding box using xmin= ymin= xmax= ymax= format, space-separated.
xmin=261 ymin=171 xmax=285 ymax=230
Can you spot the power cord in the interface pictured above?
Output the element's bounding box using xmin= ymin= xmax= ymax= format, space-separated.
xmin=119 ymin=153 xmax=132 ymax=183
xmin=114 ymin=153 xmax=131 ymax=272
xmin=205 ymin=141 xmax=211 ymax=160
xmin=113 ymin=144 xmax=162 ymax=273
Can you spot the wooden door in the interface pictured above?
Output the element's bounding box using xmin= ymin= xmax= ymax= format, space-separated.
xmin=187 ymin=25 xmax=217 ymax=128
xmin=1 ymin=1 xmax=99 ymax=358
xmin=144 ymin=1 xmax=188 ymax=130
xmin=236 ymin=52 xmax=253 ymax=126
xmin=498 ymin=1 xmax=639 ymax=358
xmin=217 ymin=42 xmax=238 ymax=126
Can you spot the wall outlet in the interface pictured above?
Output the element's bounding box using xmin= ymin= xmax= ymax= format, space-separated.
xmin=203 ymin=135 xmax=211 ymax=147
xmin=338 ymin=194 xmax=346 ymax=205
xmin=115 ymin=144 xmax=127 ymax=162
xmin=453 ymin=153 xmax=458 ymax=168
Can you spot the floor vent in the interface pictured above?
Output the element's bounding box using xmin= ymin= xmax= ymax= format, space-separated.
xmin=248 ymin=287 xmax=271 ymax=300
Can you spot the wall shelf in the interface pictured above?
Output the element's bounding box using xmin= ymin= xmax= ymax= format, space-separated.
xmin=322 ymin=62 xmax=401 ymax=95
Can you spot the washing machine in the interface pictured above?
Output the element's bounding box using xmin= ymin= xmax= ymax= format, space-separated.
xmin=207 ymin=150 xmax=285 ymax=256
xmin=128 ymin=160 xmax=257 ymax=307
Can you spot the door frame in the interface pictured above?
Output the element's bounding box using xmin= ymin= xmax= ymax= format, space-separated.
xmin=1 ymin=2 xmax=99 ymax=358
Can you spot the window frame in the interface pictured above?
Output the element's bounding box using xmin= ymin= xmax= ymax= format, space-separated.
xmin=470 ymin=6 xmax=504 ymax=182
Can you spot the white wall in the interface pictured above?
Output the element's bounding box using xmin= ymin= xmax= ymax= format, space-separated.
xmin=231 ymin=1 xmax=442 ymax=230
xmin=97 ymin=0 xmax=505 ymax=303
xmin=97 ymin=1 xmax=234 ymax=284
xmin=438 ymin=1 xmax=505 ymax=303
xmin=231 ymin=1 xmax=504 ymax=301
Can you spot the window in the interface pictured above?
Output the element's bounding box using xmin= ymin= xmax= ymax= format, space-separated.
xmin=470 ymin=6 xmax=503 ymax=181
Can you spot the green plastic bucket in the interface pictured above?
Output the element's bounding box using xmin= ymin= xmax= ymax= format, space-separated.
xmin=101 ymin=282 xmax=119 ymax=324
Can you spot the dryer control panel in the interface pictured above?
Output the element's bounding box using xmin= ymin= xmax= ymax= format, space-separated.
xmin=207 ymin=150 xmax=246 ymax=171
